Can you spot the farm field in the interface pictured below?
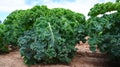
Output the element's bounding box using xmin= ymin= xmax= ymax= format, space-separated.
xmin=0 ymin=43 xmax=116 ymax=67
xmin=1 ymin=0 xmax=120 ymax=67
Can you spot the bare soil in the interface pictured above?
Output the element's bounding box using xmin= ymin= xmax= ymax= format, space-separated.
xmin=0 ymin=42 xmax=117 ymax=67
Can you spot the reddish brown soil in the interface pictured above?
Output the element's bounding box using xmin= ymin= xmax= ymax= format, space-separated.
xmin=0 ymin=42 xmax=112 ymax=67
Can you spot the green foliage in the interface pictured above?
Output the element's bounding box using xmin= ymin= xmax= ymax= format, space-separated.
xmin=18 ymin=29 xmax=76 ymax=65
xmin=3 ymin=5 xmax=49 ymax=46
xmin=3 ymin=10 xmax=27 ymax=45
xmin=88 ymin=2 xmax=120 ymax=17
xmin=18 ymin=6 xmax=85 ymax=65
xmin=87 ymin=2 xmax=120 ymax=61
xmin=0 ymin=24 xmax=8 ymax=52
xmin=116 ymin=0 xmax=120 ymax=2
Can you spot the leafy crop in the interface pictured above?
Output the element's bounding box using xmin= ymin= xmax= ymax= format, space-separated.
xmin=2 ymin=0 xmax=120 ymax=65
xmin=17 ymin=6 xmax=86 ymax=65
xmin=3 ymin=5 xmax=49 ymax=46
xmin=87 ymin=1 xmax=120 ymax=61
xmin=0 ymin=24 xmax=8 ymax=52
xmin=88 ymin=2 xmax=120 ymax=17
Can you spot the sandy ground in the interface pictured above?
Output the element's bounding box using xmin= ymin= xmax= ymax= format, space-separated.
xmin=0 ymin=42 xmax=117 ymax=67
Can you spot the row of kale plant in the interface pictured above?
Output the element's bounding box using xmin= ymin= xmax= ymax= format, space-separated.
xmin=0 ymin=0 xmax=120 ymax=65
